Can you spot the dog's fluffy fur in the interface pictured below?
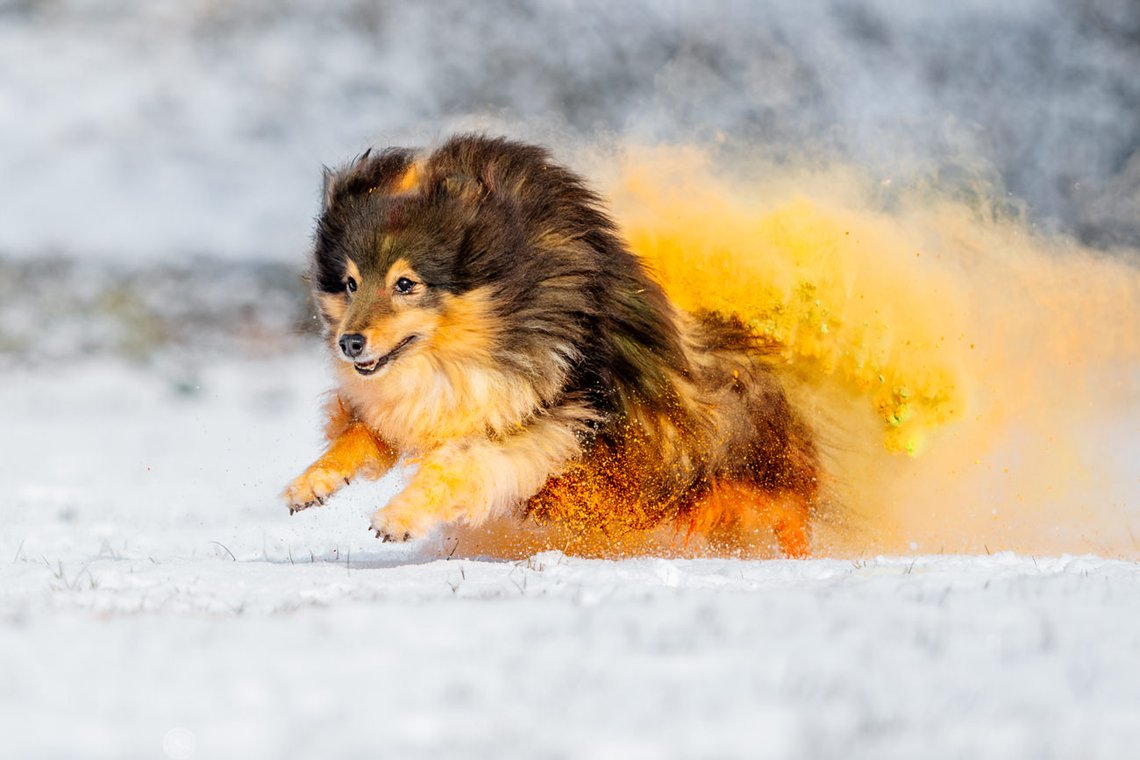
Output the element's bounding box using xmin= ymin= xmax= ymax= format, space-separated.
xmin=284 ymin=135 xmax=819 ymax=556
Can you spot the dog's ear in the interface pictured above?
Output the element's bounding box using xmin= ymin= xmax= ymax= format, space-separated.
xmin=320 ymin=165 xmax=338 ymax=212
xmin=435 ymin=173 xmax=486 ymax=205
xmin=322 ymin=148 xmax=417 ymax=211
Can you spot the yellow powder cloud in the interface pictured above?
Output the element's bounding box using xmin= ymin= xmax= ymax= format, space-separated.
xmin=601 ymin=145 xmax=1140 ymax=557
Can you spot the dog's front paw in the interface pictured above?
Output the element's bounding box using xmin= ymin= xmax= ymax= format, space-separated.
xmin=369 ymin=503 xmax=434 ymax=543
xmin=283 ymin=467 xmax=349 ymax=514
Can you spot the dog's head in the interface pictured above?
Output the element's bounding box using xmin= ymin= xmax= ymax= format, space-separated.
xmin=311 ymin=147 xmax=505 ymax=379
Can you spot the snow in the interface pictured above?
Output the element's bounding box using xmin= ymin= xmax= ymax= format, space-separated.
xmin=2 ymin=354 xmax=1139 ymax=759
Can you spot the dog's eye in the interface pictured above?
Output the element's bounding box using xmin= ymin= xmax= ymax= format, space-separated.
xmin=394 ymin=277 xmax=416 ymax=295
xmin=345 ymin=277 xmax=358 ymax=294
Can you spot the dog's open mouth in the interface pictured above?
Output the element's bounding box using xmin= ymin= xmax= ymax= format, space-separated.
xmin=353 ymin=335 xmax=418 ymax=376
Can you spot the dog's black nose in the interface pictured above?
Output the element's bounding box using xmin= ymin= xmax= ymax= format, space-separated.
xmin=339 ymin=333 xmax=366 ymax=359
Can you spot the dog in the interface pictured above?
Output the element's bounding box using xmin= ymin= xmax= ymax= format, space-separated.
xmin=283 ymin=135 xmax=819 ymax=557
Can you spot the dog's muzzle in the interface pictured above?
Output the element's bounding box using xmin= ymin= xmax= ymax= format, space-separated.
xmin=342 ymin=334 xmax=418 ymax=375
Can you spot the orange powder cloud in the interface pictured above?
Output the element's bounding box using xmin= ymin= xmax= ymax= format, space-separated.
xmin=600 ymin=145 xmax=1140 ymax=558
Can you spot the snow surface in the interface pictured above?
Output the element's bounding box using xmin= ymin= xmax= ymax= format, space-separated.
xmin=2 ymin=354 xmax=1140 ymax=759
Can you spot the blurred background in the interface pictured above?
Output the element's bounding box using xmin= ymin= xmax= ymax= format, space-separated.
xmin=1 ymin=0 xmax=1138 ymax=364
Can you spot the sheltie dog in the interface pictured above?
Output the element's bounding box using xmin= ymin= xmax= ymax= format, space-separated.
xmin=283 ymin=135 xmax=819 ymax=557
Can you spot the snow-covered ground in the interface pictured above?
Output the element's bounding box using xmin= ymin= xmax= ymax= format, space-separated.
xmin=2 ymin=354 xmax=1139 ymax=759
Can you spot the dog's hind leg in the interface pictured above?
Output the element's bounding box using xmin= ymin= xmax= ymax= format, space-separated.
xmin=678 ymin=481 xmax=812 ymax=558
xmin=766 ymin=493 xmax=812 ymax=559
xmin=283 ymin=396 xmax=396 ymax=514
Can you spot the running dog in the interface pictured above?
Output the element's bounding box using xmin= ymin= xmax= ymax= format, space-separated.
xmin=283 ymin=135 xmax=819 ymax=556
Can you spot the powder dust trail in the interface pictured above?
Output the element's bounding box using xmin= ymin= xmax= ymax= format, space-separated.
xmin=594 ymin=145 xmax=1140 ymax=558
xmin=441 ymin=144 xmax=1139 ymax=561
